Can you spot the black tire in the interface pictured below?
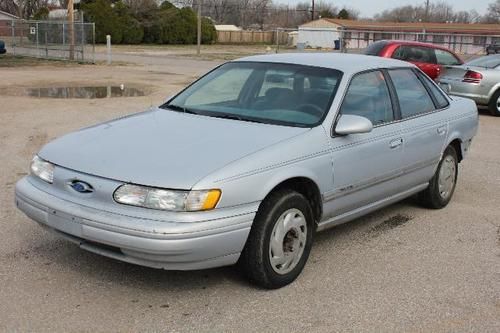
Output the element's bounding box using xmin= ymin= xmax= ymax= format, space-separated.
xmin=418 ymin=145 xmax=458 ymax=209
xmin=488 ymin=90 xmax=500 ymax=116
xmin=238 ymin=189 xmax=314 ymax=289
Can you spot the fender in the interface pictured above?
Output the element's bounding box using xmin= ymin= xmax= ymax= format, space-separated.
xmin=487 ymin=82 xmax=500 ymax=100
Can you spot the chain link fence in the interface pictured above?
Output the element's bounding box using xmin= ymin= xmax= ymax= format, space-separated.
xmin=291 ymin=27 xmax=499 ymax=56
xmin=0 ymin=19 xmax=95 ymax=62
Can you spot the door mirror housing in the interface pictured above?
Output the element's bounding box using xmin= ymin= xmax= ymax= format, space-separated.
xmin=335 ymin=114 xmax=373 ymax=136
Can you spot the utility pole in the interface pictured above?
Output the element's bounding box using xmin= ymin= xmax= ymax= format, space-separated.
xmin=197 ymin=0 xmax=202 ymax=56
xmin=311 ymin=0 xmax=315 ymax=21
xmin=68 ymin=0 xmax=75 ymax=60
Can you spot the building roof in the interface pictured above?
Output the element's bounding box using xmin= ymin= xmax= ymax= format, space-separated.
xmin=300 ymin=18 xmax=500 ymax=35
xmin=214 ymin=25 xmax=242 ymax=32
xmin=0 ymin=10 xmax=18 ymax=19
xmin=235 ymin=53 xmax=413 ymax=74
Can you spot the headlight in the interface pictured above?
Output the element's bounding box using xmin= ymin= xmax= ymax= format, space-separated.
xmin=113 ymin=184 xmax=221 ymax=212
xmin=30 ymin=156 xmax=54 ymax=183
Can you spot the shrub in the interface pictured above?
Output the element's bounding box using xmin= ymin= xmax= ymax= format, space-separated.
xmin=82 ymin=0 xmax=123 ymax=43
xmin=82 ymin=0 xmax=217 ymax=44
xmin=201 ymin=17 xmax=217 ymax=44
xmin=122 ymin=17 xmax=144 ymax=44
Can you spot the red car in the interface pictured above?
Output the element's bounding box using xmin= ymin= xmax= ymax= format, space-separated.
xmin=365 ymin=40 xmax=463 ymax=80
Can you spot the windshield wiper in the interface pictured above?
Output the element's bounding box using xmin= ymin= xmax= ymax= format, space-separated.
xmin=163 ymin=104 xmax=198 ymax=115
xmin=208 ymin=113 xmax=264 ymax=124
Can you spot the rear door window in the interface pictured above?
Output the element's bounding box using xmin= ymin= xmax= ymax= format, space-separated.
xmin=388 ymin=69 xmax=436 ymax=118
xmin=434 ymin=49 xmax=461 ymax=65
xmin=416 ymin=70 xmax=450 ymax=109
xmin=393 ymin=46 xmax=436 ymax=64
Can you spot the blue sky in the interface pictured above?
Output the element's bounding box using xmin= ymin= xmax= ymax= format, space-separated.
xmin=274 ymin=0 xmax=491 ymax=18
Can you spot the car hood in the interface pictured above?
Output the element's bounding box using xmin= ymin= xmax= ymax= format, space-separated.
xmin=39 ymin=108 xmax=309 ymax=189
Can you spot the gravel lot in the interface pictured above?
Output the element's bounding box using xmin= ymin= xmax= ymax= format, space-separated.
xmin=0 ymin=50 xmax=499 ymax=332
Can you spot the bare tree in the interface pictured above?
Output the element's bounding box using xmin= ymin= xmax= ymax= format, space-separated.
xmin=484 ymin=0 xmax=500 ymax=22
xmin=0 ymin=0 xmax=18 ymax=15
xmin=374 ymin=1 xmax=486 ymax=23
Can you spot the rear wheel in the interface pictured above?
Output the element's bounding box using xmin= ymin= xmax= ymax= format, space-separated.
xmin=418 ymin=145 xmax=458 ymax=209
xmin=488 ymin=90 xmax=500 ymax=116
xmin=238 ymin=189 xmax=314 ymax=289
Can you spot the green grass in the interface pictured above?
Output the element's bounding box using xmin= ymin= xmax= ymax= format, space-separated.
xmin=0 ymin=54 xmax=75 ymax=67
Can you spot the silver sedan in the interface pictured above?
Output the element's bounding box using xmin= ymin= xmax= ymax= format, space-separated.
xmin=15 ymin=54 xmax=478 ymax=289
xmin=438 ymin=54 xmax=500 ymax=116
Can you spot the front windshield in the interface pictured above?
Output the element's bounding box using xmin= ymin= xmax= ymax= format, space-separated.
xmin=466 ymin=55 xmax=500 ymax=69
xmin=161 ymin=62 xmax=343 ymax=127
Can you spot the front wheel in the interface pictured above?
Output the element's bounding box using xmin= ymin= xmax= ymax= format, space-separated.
xmin=238 ymin=189 xmax=314 ymax=289
xmin=418 ymin=145 xmax=458 ymax=209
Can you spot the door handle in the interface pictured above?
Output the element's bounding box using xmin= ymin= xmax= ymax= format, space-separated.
xmin=437 ymin=125 xmax=447 ymax=135
xmin=389 ymin=138 xmax=403 ymax=149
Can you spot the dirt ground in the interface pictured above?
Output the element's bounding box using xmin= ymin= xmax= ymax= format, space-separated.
xmin=0 ymin=51 xmax=499 ymax=332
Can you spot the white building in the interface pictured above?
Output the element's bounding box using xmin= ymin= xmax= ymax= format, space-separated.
xmin=0 ymin=10 xmax=18 ymax=20
xmin=214 ymin=25 xmax=242 ymax=32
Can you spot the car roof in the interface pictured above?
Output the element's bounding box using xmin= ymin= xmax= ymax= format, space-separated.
xmin=234 ymin=53 xmax=414 ymax=74
xmin=378 ymin=40 xmax=459 ymax=52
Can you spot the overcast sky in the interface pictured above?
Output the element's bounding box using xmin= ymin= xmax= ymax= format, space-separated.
xmin=274 ymin=0 xmax=491 ymax=18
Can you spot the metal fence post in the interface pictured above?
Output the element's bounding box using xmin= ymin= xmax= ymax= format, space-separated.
xmin=106 ymin=35 xmax=111 ymax=65
xmin=45 ymin=31 xmax=48 ymax=57
xmin=11 ymin=20 xmax=15 ymax=55
xmin=35 ymin=22 xmax=39 ymax=57
xmin=275 ymin=28 xmax=279 ymax=53
xmin=92 ymin=23 xmax=95 ymax=64
xmin=81 ymin=23 xmax=85 ymax=61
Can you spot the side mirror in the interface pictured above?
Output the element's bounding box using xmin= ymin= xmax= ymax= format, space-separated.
xmin=335 ymin=114 xmax=373 ymax=136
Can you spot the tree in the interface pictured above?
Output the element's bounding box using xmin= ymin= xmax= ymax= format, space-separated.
xmin=318 ymin=9 xmax=335 ymax=18
xmin=337 ymin=8 xmax=349 ymax=19
xmin=0 ymin=0 xmax=18 ymax=16
xmin=32 ymin=6 xmax=48 ymax=20
xmin=82 ymin=0 xmax=123 ymax=43
xmin=374 ymin=2 xmax=483 ymax=23
xmin=485 ymin=0 xmax=500 ymax=22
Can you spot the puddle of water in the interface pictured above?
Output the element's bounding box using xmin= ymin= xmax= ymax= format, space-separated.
xmin=25 ymin=86 xmax=146 ymax=99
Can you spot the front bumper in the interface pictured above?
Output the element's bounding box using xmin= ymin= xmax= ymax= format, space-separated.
xmin=15 ymin=177 xmax=255 ymax=270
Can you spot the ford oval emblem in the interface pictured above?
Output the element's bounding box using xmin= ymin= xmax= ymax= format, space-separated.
xmin=70 ymin=180 xmax=94 ymax=193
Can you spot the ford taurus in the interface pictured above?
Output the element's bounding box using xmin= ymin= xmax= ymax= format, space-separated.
xmin=15 ymin=54 xmax=478 ymax=289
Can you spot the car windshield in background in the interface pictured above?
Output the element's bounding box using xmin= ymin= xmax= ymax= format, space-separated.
xmin=161 ymin=62 xmax=342 ymax=127
xmin=466 ymin=55 xmax=500 ymax=68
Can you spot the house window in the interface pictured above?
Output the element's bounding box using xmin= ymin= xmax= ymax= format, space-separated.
xmin=381 ymin=33 xmax=392 ymax=40
xmin=343 ymin=31 xmax=351 ymax=41
xmin=364 ymin=32 xmax=370 ymax=42
xmin=433 ymin=35 xmax=445 ymax=43
xmin=490 ymin=36 xmax=500 ymax=45
xmin=418 ymin=34 xmax=428 ymax=42
xmin=473 ymin=36 xmax=487 ymax=46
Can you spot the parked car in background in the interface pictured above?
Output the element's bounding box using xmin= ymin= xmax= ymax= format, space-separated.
xmin=0 ymin=40 xmax=6 ymax=54
xmin=438 ymin=55 xmax=500 ymax=116
xmin=365 ymin=40 xmax=463 ymax=80
xmin=486 ymin=43 xmax=500 ymax=55
xmin=15 ymin=54 xmax=478 ymax=289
